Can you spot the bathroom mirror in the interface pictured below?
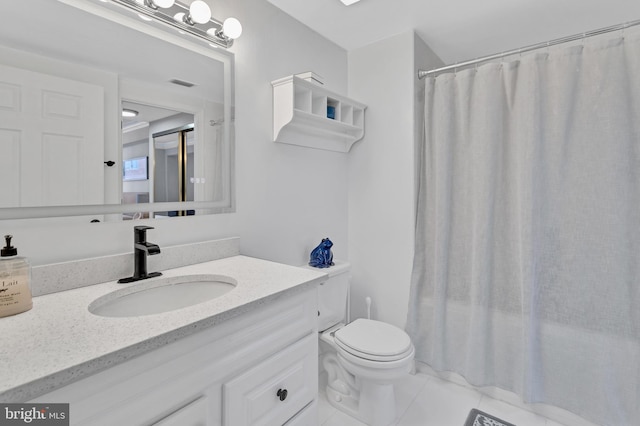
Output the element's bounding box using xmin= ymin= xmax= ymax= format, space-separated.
xmin=0 ymin=0 xmax=234 ymax=221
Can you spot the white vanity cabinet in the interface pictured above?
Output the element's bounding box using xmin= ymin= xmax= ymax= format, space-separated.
xmin=223 ymin=334 xmax=317 ymax=426
xmin=32 ymin=288 xmax=318 ymax=426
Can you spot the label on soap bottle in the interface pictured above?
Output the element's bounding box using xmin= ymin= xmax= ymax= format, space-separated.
xmin=0 ymin=258 xmax=33 ymax=318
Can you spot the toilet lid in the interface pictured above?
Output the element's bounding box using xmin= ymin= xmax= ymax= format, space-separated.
xmin=334 ymin=318 xmax=413 ymax=361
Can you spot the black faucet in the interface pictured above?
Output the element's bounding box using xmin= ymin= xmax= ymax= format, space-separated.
xmin=118 ymin=226 xmax=162 ymax=283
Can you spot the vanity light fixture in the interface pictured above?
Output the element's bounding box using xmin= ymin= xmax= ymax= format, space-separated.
xmin=340 ymin=0 xmax=362 ymax=5
xmin=183 ymin=0 xmax=211 ymax=25
xmin=107 ymin=0 xmax=242 ymax=48
xmin=145 ymin=0 xmax=175 ymax=9
xmin=221 ymin=17 xmax=242 ymax=39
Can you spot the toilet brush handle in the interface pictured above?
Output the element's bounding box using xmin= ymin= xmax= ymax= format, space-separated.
xmin=366 ymin=297 xmax=372 ymax=319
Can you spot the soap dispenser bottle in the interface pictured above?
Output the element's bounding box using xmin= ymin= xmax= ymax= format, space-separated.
xmin=0 ymin=235 xmax=33 ymax=318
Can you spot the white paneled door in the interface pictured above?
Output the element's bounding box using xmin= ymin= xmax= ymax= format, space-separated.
xmin=0 ymin=64 xmax=104 ymax=208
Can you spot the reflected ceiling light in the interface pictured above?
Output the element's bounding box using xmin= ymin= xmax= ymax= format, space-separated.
xmin=122 ymin=109 xmax=139 ymax=118
xmin=107 ymin=0 xmax=242 ymax=48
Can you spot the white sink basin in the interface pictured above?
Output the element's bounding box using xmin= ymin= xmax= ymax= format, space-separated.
xmin=89 ymin=274 xmax=236 ymax=317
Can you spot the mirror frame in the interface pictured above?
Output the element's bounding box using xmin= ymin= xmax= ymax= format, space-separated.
xmin=0 ymin=0 xmax=235 ymax=220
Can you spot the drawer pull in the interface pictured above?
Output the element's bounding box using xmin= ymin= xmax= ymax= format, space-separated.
xmin=277 ymin=388 xmax=288 ymax=401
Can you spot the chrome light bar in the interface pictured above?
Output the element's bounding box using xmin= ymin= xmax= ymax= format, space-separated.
xmin=108 ymin=0 xmax=240 ymax=49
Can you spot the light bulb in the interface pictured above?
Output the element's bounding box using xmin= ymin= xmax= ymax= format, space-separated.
xmin=222 ymin=17 xmax=242 ymax=39
xmin=188 ymin=1 xmax=211 ymax=24
xmin=152 ymin=0 xmax=175 ymax=8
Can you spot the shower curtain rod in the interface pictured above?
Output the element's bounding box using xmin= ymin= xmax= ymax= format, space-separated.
xmin=417 ymin=18 xmax=640 ymax=79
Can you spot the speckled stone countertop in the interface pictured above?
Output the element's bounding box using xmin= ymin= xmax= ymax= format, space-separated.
xmin=0 ymin=255 xmax=327 ymax=402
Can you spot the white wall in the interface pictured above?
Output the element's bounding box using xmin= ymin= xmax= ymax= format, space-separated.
xmin=347 ymin=32 xmax=443 ymax=329
xmin=218 ymin=0 xmax=350 ymax=266
xmin=1 ymin=0 xmax=350 ymax=269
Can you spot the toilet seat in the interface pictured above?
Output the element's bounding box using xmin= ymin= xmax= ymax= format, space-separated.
xmin=334 ymin=319 xmax=413 ymax=362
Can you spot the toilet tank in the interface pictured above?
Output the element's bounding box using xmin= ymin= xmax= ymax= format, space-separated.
xmin=305 ymin=260 xmax=350 ymax=332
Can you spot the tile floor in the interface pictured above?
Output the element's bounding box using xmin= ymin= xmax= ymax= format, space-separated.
xmin=318 ymin=371 xmax=576 ymax=426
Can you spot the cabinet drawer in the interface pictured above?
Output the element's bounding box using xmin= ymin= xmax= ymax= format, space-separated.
xmin=223 ymin=333 xmax=317 ymax=426
xmin=152 ymin=396 xmax=207 ymax=426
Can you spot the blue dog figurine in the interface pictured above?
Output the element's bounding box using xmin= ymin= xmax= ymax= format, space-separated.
xmin=309 ymin=238 xmax=334 ymax=268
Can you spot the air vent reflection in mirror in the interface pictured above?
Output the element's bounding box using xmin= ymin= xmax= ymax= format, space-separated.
xmin=169 ymin=79 xmax=196 ymax=87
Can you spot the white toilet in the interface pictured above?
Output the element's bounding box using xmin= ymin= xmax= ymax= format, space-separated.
xmin=310 ymin=261 xmax=414 ymax=426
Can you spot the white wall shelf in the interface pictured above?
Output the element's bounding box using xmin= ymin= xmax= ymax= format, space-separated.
xmin=272 ymin=75 xmax=367 ymax=152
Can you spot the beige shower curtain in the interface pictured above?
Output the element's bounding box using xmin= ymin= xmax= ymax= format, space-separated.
xmin=408 ymin=31 xmax=640 ymax=426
